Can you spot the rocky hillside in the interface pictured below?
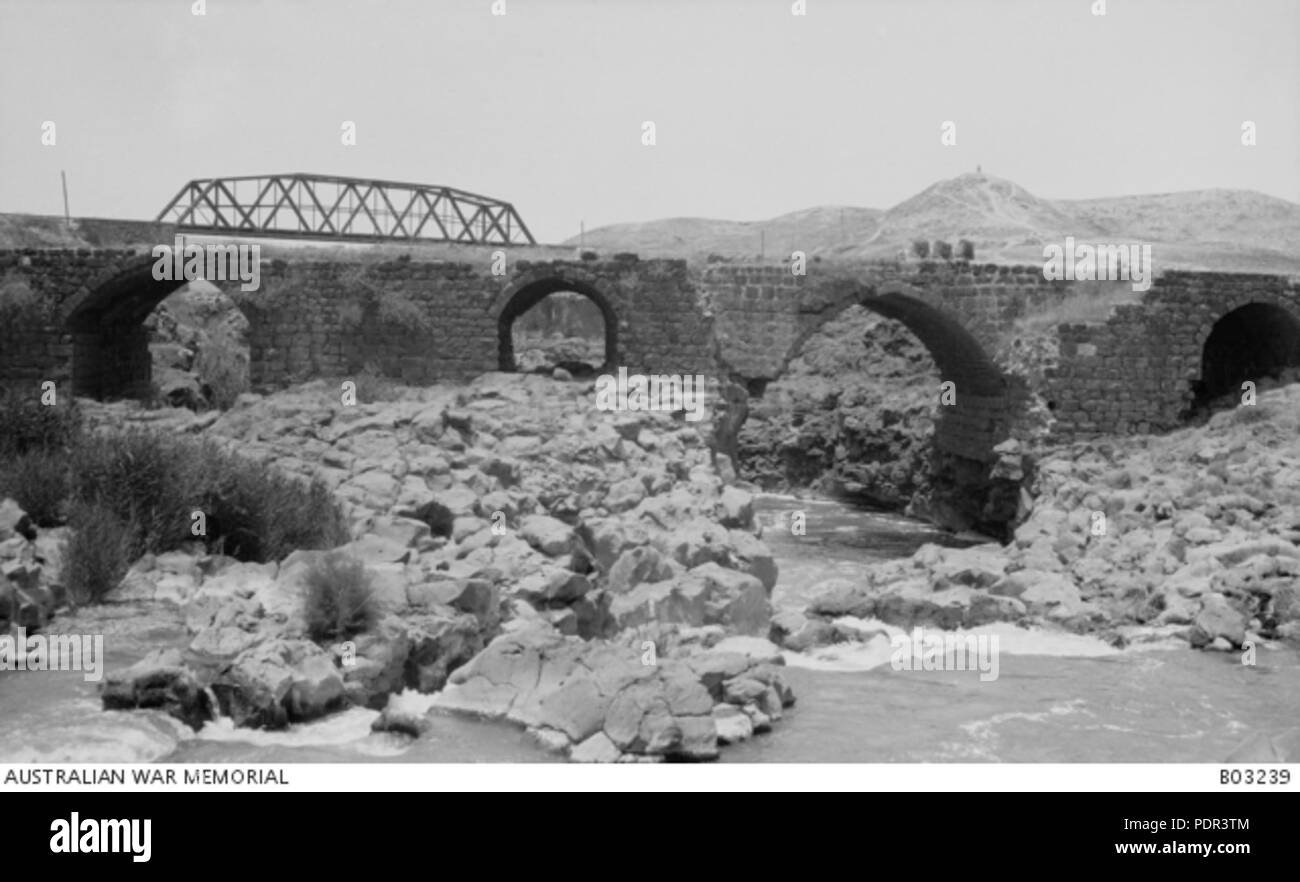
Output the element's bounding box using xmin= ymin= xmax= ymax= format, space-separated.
xmin=565 ymin=207 xmax=882 ymax=261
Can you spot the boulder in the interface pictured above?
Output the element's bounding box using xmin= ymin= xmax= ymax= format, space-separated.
xmin=213 ymin=639 xmax=345 ymax=729
xmin=605 ymin=478 xmax=646 ymax=513
xmin=807 ymin=578 xmax=875 ymax=619
xmin=716 ymin=487 xmax=754 ymax=528
xmin=606 ymin=545 xmax=676 ymax=595
xmin=712 ymin=703 xmax=754 ymax=744
xmin=727 ymin=530 xmax=778 ymax=593
xmin=1190 ymin=592 xmax=1247 ymax=648
xmin=653 ymin=519 xmax=733 ymax=569
xmin=431 ymin=626 xmax=745 ymax=762
xmin=100 ymin=648 xmax=214 ymax=730
xmin=403 ymin=610 xmax=489 ymax=693
xmin=0 ymin=499 xmax=35 ymax=542
xmin=873 ymin=581 xmax=972 ymax=630
xmin=611 ymin=563 xmax=770 ymax=635
xmin=520 ymin=515 xmax=575 ymax=557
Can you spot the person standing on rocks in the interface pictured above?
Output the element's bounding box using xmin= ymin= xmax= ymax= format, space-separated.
xmin=711 ymin=378 xmax=749 ymax=472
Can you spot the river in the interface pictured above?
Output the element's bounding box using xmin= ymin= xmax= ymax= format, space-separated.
xmin=2 ymin=494 xmax=1296 ymax=763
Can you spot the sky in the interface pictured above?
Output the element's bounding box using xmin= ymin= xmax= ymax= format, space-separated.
xmin=1 ymin=0 xmax=1297 ymax=243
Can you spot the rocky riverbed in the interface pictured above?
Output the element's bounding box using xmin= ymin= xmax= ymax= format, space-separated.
xmin=4 ymin=373 xmax=1299 ymax=763
xmin=4 ymin=372 xmax=795 ymax=762
xmin=776 ymin=383 xmax=1300 ymax=659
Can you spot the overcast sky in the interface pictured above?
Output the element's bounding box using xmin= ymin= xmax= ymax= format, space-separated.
xmin=1 ymin=0 xmax=1296 ymax=243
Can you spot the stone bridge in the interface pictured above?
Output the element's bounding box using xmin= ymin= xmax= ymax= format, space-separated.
xmin=2 ymin=242 xmax=1299 ymax=472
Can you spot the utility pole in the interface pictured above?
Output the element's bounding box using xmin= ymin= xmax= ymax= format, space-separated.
xmin=61 ymin=171 xmax=71 ymax=227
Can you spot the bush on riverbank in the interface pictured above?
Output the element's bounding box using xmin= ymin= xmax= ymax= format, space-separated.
xmin=0 ymin=449 xmax=69 ymax=527
xmin=0 ymin=396 xmax=348 ymax=603
xmin=0 ymin=396 xmax=81 ymax=457
xmin=302 ymin=551 xmax=378 ymax=641
xmin=69 ymin=429 xmax=348 ymax=572
xmin=0 ymin=397 xmax=80 ymax=526
xmin=63 ymin=500 xmax=135 ymax=604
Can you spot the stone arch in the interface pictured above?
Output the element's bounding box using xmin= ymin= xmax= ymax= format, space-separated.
xmin=766 ymin=281 xmax=1011 ymax=462
xmin=1192 ymin=298 xmax=1300 ymax=405
xmin=729 ymin=278 xmax=1021 ymax=533
xmin=64 ymin=256 xmax=247 ymax=400
xmin=859 ymin=283 xmax=1006 ymax=397
xmin=775 ymin=282 xmax=1005 ymax=395
xmin=495 ymin=273 xmax=617 ymax=373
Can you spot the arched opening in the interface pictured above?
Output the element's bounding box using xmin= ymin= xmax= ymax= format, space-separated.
xmin=1188 ymin=302 xmax=1300 ymax=416
xmin=498 ymin=278 xmax=614 ymax=377
xmin=732 ymin=284 xmax=1020 ymax=536
xmin=67 ymin=261 xmax=249 ymax=407
xmin=737 ymin=304 xmax=942 ymax=508
xmin=145 ymin=280 xmax=249 ymax=409
xmin=857 ymin=290 xmax=1006 ymax=397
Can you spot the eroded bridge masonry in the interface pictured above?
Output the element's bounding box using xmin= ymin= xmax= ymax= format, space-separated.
xmin=2 ymin=247 xmax=1298 ymax=470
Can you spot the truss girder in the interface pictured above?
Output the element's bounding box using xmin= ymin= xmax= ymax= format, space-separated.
xmin=156 ymin=173 xmax=535 ymax=245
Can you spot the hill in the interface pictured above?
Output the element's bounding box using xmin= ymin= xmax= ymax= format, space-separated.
xmin=565 ymin=173 xmax=1300 ymax=273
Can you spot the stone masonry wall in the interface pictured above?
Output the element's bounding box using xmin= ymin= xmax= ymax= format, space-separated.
xmin=0 ymin=249 xmax=713 ymax=403
xmin=700 ymin=260 xmax=1068 ymax=462
xmin=1046 ymin=272 xmax=1300 ymax=437
xmin=3 ymin=246 xmax=1298 ymax=467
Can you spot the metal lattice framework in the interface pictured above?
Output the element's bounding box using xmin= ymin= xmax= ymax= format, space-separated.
xmin=156 ymin=173 xmax=535 ymax=245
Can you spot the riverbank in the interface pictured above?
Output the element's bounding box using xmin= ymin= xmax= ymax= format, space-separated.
xmin=8 ymin=490 xmax=1296 ymax=764
xmin=766 ymin=383 xmax=1300 ymax=662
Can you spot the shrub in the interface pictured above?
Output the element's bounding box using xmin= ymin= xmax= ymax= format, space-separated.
xmin=7 ymin=407 xmax=349 ymax=605
xmin=373 ymin=289 xmax=431 ymax=331
xmin=70 ymin=429 xmax=348 ymax=567
xmin=348 ymin=361 xmax=405 ymax=403
xmin=302 ymin=552 xmax=377 ymax=642
xmin=0 ymin=449 xmax=69 ymax=526
xmin=0 ymin=272 xmax=51 ymax=323
xmin=0 ymin=396 xmax=81 ymax=457
xmin=933 ymin=240 xmax=954 ymax=260
xmin=63 ymin=500 xmax=136 ymax=605
xmin=69 ymin=429 xmax=199 ymax=554
xmin=339 ymin=266 xmax=433 ymax=334
xmin=199 ymin=461 xmax=348 ymax=562
xmin=193 ymin=343 xmax=248 ymax=411
xmin=911 ymin=239 xmax=930 ymax=259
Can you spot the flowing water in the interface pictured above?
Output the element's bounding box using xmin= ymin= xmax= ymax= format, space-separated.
xmin=2 ymin=494 xmax=1295 ymax=763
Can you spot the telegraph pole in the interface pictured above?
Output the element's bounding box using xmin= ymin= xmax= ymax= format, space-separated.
xmin=61 ymin=171 xmax=71 ymax=227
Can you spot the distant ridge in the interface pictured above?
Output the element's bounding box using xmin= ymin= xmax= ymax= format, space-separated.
xmin=565 ymin=173 xmax=1300 ymax=274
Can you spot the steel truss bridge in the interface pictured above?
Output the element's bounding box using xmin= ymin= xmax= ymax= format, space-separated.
xmin=156 ymin=173 xmax=536 ymax=245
